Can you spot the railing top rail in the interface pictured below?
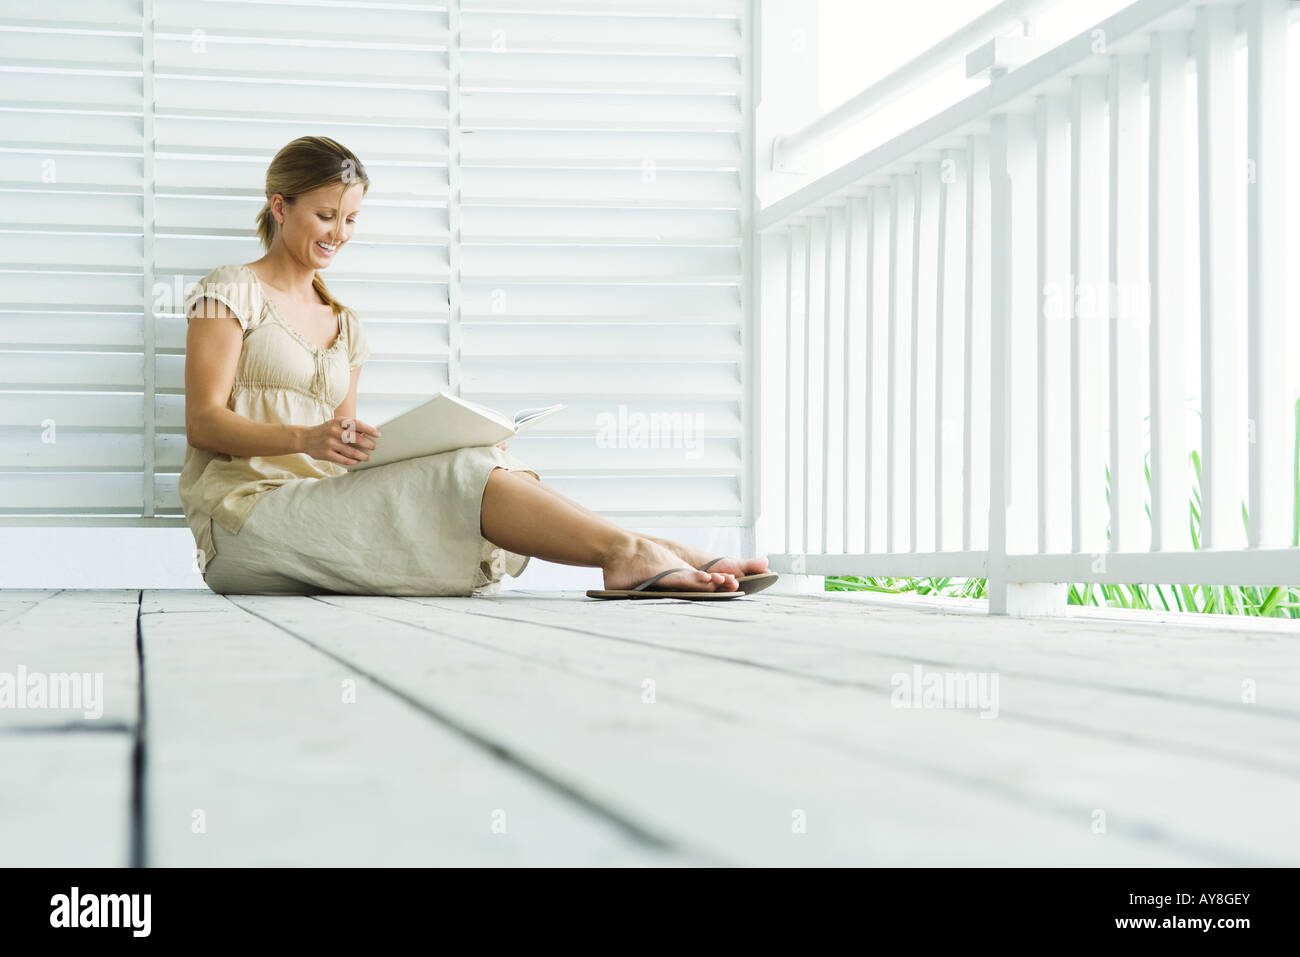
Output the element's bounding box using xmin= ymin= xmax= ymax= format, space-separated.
xmin=759 ymin=0 xmax=1215 ymax=231
xmin=772 ymin=0 xmax=1065 ymax=170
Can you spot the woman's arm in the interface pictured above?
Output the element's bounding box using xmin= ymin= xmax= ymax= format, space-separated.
xmin=184 ymin=298 xmax=306 ymax=457
xmin=332 ymin=365 xmax=362 ymax=422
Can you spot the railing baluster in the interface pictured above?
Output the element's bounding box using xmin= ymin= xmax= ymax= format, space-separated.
xmin=1070 ymin=74 xmax=1109 ymax=557
xmin=784 ymin=223 xmax=802 ymax=555
xmin=913 ymin=163 xmax=940 ymax=553
xmin=842 ymin=197 xmax=858 ymax=553
xmin=1148 ymin=30 xmax=1193 ymax=552
xmin=803 ymin=214 xmax=819 ymax=555
xmin=1246 ymin=0 xmax=1291 ymax=547
xmin=988 ymin=114 xmax=1012 ymax=608
xmin=887 ymin=176 xmax=909 ymax=553
xmin=865 ymin=189 xmax=882 ymax=554
xmin=1037 ymin=95 xmax=1070 ymax=555
xmin=909 ymin=167 xmax=920 ymax=554
xmin=935 ymin=151 xmax=961 ymax=551
xmin=1109 ymin=53 xmax=1150 ymax=553
xmin=965 ymin=135 xmax=990 ymax=553
xmin=821 ymin=206 xmax=838 ymax=554
xmin=1196 ymin=3 xmax=1245 ymax=551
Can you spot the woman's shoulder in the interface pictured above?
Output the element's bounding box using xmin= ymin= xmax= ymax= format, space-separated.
xmin=339 ymin=303 xmax=371 ymax=368
xmin=191 ymin=262 xmax=256 ymax=289
xmin=184 ymin=263 xmax=265 ymax=330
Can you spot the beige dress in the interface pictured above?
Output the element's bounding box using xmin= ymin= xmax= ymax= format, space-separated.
xmin=179 ymin=263 xmax=536 ymax=596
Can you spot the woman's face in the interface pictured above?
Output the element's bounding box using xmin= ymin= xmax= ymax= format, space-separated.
xmin=273 ymin=181 xmax=363 ymax=269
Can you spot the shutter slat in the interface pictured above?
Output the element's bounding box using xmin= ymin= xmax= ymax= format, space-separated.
xmin=0 ymin=32 xmax=139 ymax=66
xmin=154 ymin=79 xmax=443 ymax=120
xmin=0 ymin=234 xmax=141 ymax=268
xmin=464 ymin=359 xmax=738 ymax=397
xmin=464 ymin=245 xmax=738 ymax=278
xmin=461 ymin=322 xmax=739 ymax=359
xmin=156 ymin=1 xmax=446 ymax=41
xmin=0 ymin=353 xmax=143 ymax=389
xmin=463 ymin=91 xmax=740 ymax=129
xmin=156 ymin=61 xmax=449 ymax=90
xmin=0 ymin=150 xmax=141 ymax=187
xmin=0 ymin=393 xmax=141 ymax=428
xmin=461 ymin=52 xmax=739 ymax=90
xmin=459 ymin=11 xmax=738 ymax=53
xmin=462 ymin=206 xmax=737 ymax=240
xmin=461 ymin=0 xmax=743 ymax=14
xmin=1 ymin=430 xmax=142 ymax=469
xmin=0 ymin=474 xmax=145 ymax=510
xmin=0 ymin=313 xmax=141 ymax=349
xmin=3 ymin=1 xmax=142 ymax=27
xmin=0 ymin=73 xmax=140 ymax=106
xmin=155 ymin=119 xmax=448 ymax=159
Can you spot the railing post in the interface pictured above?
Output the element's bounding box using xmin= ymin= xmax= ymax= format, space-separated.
xmin=988 ymin=109 xmax=1065 ymax=616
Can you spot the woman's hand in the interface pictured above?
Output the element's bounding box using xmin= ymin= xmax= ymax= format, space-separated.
xmin=303 ymin=416 xmax=381 ymax=466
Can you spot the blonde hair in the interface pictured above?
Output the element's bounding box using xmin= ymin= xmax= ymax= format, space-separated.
xmin=255 ymin=136 xmax=370 ymax=317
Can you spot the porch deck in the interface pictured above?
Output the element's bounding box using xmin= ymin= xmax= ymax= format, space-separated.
xmin=2 ymin=588 xmax=1296 ymax=866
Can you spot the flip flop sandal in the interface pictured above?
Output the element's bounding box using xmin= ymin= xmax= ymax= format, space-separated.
xmin=700 ymin=558 xmax=779 ymax=596
xmin=586 ymin=566 xmax=745 ymax=600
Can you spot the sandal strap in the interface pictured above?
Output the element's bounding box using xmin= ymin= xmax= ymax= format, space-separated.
xmin=633 ymin=567 xmax=694 ymax=591
xmin=699 ymin=557 xmax=725 ymax=572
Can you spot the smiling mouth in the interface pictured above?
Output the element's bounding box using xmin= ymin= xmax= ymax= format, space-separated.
xmin=316 ymin=241 xmax=339 ymax=254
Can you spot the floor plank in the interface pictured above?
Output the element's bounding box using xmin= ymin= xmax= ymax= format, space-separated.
xmin=0 ymin=734 xmax=134 ymax=866
xmin=141 ymin=590 xmax=702 ymax=866
xmin=0 ymin=590 xmax=140 ymax=866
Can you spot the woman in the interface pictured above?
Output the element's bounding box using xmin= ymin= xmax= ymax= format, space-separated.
xmin=181 ymin=136 xmax=773 ymax=598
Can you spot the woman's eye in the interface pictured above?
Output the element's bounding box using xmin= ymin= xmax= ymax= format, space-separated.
xmin=317 ymin=215 xmax=357 ymax=223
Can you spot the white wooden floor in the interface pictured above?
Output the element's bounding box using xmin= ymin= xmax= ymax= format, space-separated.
xmin=2 ymin=588 xmax=1297 ymax=866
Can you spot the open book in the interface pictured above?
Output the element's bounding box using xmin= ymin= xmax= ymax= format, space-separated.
xmin=346 ymin=392 xmax=566 ymax=472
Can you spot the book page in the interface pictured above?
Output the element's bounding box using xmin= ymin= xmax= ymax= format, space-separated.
xmin=513 ymin=404 xmax=565 ymax=428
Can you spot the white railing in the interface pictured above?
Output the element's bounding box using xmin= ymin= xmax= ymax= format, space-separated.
xmin=772 ymin=0 xmax=1062 ymax=170
xmin=759 ymin=0 xmax=1297 ymax=615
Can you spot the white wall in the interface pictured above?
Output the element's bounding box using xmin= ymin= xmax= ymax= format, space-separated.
xmin=0 ymin=525 xmax=748 ymax=591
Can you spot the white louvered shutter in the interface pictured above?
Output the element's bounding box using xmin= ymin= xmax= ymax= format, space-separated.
xmin=1 ymin=0 xmax=753 ymax=529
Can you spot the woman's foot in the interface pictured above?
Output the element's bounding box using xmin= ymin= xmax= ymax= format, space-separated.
xmin=601 ymin=537 xmax=739 ymax=593
xmin=641 ymin=535 xmax=771 ymax=580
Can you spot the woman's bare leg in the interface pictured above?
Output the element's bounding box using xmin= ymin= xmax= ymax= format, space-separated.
xmin=479 ymin=468 xmax=738 ymax=592
xmin=507 ymin=470 xmax=771 ymax=578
